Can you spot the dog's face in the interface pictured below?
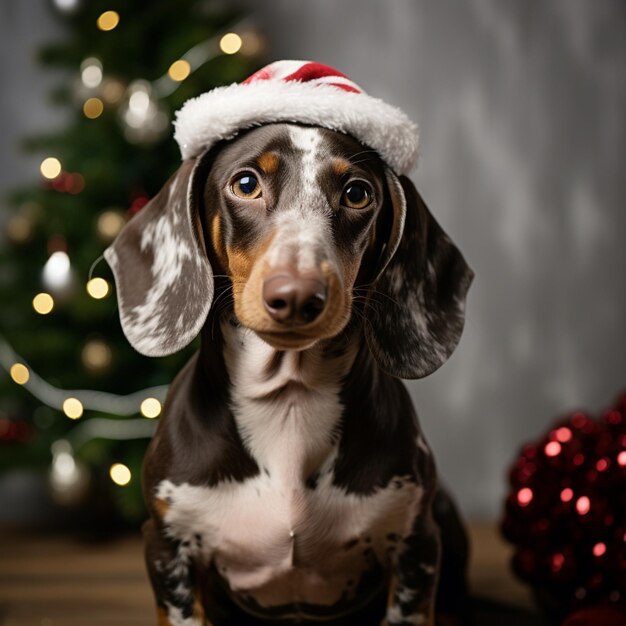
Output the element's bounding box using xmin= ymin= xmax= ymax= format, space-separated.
xmin=203 ymin=124 xmax=386 ymax=351
xmin=105 ymin=123 xmax=473 ymax=378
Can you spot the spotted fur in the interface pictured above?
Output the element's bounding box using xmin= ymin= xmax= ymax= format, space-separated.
xmin=104 ymin=158 xmax=214 ymax=357
xmin=107 ymin=124 xmax=473 ymax=626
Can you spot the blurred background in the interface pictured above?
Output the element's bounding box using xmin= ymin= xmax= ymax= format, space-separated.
xmin=1 ymin=0 xmax=625 ymax=529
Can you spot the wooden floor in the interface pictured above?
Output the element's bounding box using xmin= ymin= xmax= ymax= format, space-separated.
xmin=0 ymin=524 xmax=542 ymax=626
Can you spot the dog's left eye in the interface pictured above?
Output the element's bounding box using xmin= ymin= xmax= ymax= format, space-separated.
xmin=341 ymin=183 xmax=372 ymax=209
xmin=231 ymin=174 xmax=262 ymax=199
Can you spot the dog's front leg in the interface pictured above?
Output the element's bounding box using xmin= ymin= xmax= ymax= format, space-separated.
xmin=383 ymin=511 xmax=441 ymax=626
xmin=143 ymin=519 xmax=208 ymax=626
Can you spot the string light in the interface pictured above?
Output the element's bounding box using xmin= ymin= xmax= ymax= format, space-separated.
xmin=86 ymin=277 xmax=109 ymax=299
xmin=97 ymin=10 xmax=120 ymax=31
xmin=10 ymin=363 xmax=30 ymax=385
xmin=0 ymin=334 xmax=168 ymax=417
xmin=219 ymin=33 xmax=242 ymax=55
xmin=152 ymin=22 xmax=257 ymax=99
xmin=82 ymin=340 xmax=112 ymax=371
xmin=83 ymin=97 xmax=104 ymax=119
xmin=49 ymin=439 xmax=89 ymax=505
xmin=121 ymin=81 xmax=169 ymax=144
xmin=110 ymin=463 xmax=131 ymax=486
xmin=168 ymin=60 xmax=191 ymax=82
xmin=51 ymin=442 xmax=76 ymax=482
xmin=240 ymin=31 xmax=266 ymax=57
xmin=53 ymin=0 xmax=80 ymax=12
xmin=80 ymin=58 xmax=103 ymax=88
xmin=101 ymin=79 xmax=125 ymax=104
xmin=32 ymin=292 xmax=54 ymax=315
xmin=40 ymin=157 xmax=62 ymax=180
xmin=140 ymin=398 xmax=162 ymax=419
xmin=6 ymin=214 xmax=33 ymax=243
xmin=63 ymin=397 xmax=84 ymax=420
xmin=129 ymin=86 xmax=150 ymax=116
xmin=96 ymin=210 xmax=125 ymax=240
xmin=43 ymin=251 xmax=72 ymax=291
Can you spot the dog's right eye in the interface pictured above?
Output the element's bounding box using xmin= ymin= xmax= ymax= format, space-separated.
xmin=231 ymin=174 xmax=262 ymax=199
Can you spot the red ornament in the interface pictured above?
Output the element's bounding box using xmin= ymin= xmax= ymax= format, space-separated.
xmin=129 ymin=195 xmax=149 ymax=215
xmin=128 ymin=187 xmax=150 ymax=215
xmin=0 ymin=416 xmax=34 ymax=443
xmin=502 ymin=391 xmax=626 ymax=619
xmin=561 ymin=605 xmax=626 ymax=626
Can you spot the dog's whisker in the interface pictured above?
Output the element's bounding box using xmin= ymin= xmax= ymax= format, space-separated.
xmin=210 ymin=286 xmax=235 ymax=339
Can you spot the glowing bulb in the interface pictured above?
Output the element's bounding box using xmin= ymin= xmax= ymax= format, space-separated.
xmin=82 ymin=340 xmax=112 ymax=370
xmin=80 ymin=58 xmax=103 ymax=88
xmin=168 ymin=59 xmax=191 ymax=82
xmin=555 ymin=427 xmax=572 ymax=442
xmin=63 ymin=397 xmax=83 ymax=420
xmin=10 ymin=363 xmax=30 ymax=385
xmin=40 ymin=157 xmax=62 ymax=180
xmin=517 ymin=487 xmax=533 ymax=507
xmin=54 ymin=451 xmax=76 ymax=479
xmin=140 ymin=398 xmax=162 ymax=419
xmin=560 ymin=487 xmax=574 ymax=503
xmin=43 ymin=251 xmax=71 ymax=290
xmin=219 ymin=33 xmax=242 ymax=55
xmin=129 ymin=89 xmax=150 ymax=115
xmin=102 ymin=79 xmax=125 ymax=104
xmin=576 ymin=496 xmax=591 ymax=515
xmin=551 ymin=553 xmax=565 ymax=572
xmin=32 ymin=292 xmax=54 ymax=315
xmin=240 ymin=31 xmax=266 ymax=57
xmin=618 ymin=451 xmax=626 ymax=467
xmin=83 ymin=97 xmax=104 ymax=119
xmin=593 ymin=542 xmax=607 ymax=557
xmin=97 ymin=210 xmax=125 ymax=240
xmin=544 ymin=441 xmax=561 ymax=457
xmin=110 ymin=463 xmax=131 ymax=486
xmin=86 ymin=277 xmax=110 ymax=299
xmin=596 ymin=458 xmax=609 ymax=472
xmin=53 ymin=0 xmax=79 ymax=12
xmin=7 ymin=214 xmax=32 ymax=242
xmin=97 ymin=10 xmax=119 ymax=31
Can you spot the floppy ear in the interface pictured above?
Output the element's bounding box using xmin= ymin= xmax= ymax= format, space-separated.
xmin=103 ymin=153 xmax=214 ymax=357
xmin=364 ymin=172 xmax=474 ymax=379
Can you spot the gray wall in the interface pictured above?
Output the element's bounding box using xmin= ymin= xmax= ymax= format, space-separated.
xmin=248 ymin=0 xmax=626 ymax=518
xmin=0 ymin=2 xmax=65 ymax=192
xmin=2 ymin=1 xmax=625 ymax=520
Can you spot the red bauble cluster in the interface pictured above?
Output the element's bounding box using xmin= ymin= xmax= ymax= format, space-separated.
xmin=502 ymin=392 xmax=626 ymax=619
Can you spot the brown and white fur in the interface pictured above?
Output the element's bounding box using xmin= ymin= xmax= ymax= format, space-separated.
xmin=105 ymin=123 xmax=474 ymax=626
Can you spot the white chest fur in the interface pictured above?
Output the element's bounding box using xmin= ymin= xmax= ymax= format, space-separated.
xmin=156 ymin=327 xmax=423 ymax=614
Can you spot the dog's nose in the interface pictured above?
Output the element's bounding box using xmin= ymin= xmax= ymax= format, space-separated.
xmin=263 ymin=270 xmax=327 ymax=325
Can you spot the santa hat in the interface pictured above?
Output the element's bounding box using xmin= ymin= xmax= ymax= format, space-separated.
xmin=174 ymin=60 xmax=419 ymax=175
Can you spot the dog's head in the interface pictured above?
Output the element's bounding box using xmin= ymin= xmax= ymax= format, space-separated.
xmin=105 ymin=123 xmax=473 ymax=379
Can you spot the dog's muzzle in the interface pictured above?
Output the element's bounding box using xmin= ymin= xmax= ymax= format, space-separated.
xmin=262 ymin=268 xmax=327 ymax=326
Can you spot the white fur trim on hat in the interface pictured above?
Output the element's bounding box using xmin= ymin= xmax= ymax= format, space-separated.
xmin=174 ymin=70 xmax=419 ymax=174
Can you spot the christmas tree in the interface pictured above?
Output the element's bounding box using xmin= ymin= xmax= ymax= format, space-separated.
xmin=0 ymin=0 xmax=263 ymax=528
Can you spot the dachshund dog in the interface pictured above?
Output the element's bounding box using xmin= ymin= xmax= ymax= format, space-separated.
xmin=105 ymin=122 xmax=473 ymax=626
